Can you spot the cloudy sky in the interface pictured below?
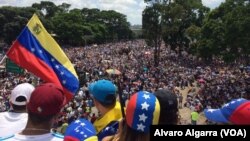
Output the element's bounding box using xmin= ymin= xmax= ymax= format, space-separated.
xmin=0 ymin=0 xmax=225 ymax=25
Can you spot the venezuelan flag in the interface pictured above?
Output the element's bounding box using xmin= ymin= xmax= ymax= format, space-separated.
xmin=7 ymin=14 xmax=79 ymax=102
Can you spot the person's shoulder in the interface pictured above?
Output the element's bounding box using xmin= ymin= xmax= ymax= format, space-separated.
xmin=0 ymin=111 xmax=8 ymax=116
xmin=9 ymin=112 xmax=28 ymax=117
xmin=0 ymin=134 xmax=15 ymax=141
xmin=0 ymin=111 xmax=27 ymax=121
xmin=0 ymin=111 xmax=27 ymax=116
xmin=0 ymin=111 xmax=7 ymax=120
xmin=0 ymin=133 xmax=64 ymax=141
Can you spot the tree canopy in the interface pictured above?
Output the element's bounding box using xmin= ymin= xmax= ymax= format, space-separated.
xmin=143 ymin=0 xmax=250 ymax=64
xmin=198 ymin=0 xmax=250 ymax=63
xmin=0 ymin=1 xmax=134 ymax=46
xmin=143 ymin=0 xmax=209 ymax=66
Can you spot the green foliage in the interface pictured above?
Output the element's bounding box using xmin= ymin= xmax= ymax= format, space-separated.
xmin=144 ymin=0 xmax=250 ymax=63
xmin=143 ymin=0 xmax=208 ymax=65
xmin=32 ymin=1 xmax=58 ymax=18
xmin=98 ymin=10 xmax=131 ymax=41
xmin=0 ymin=1 xmax=133 ymax=46
xmin=143 ymin=0 xmax=208 ymax=50
xmin=0 ymin=6 xmax=36 ymax=44
xmin=143 ymin=3 xmax=163 ymax=66
xmin=198 ymin=0 xmax=250 ymax=63
xmin=161 ymin=0 xmax=208 ymax=51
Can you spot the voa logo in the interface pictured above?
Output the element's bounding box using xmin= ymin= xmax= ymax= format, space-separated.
xmin=221 ymin=129 xmax=244 ymax=137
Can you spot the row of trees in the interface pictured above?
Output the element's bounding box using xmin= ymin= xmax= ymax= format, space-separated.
xmin=0 ymin=1 xmax=134 ymax=46
xmin=143 ymin=0 xmax=250 ymax=65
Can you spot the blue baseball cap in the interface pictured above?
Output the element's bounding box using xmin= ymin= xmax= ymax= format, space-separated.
xmin=88 ymin=80 xmax=117 ymax=104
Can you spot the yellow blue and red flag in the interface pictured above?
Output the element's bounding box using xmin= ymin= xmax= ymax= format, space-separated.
xmin=6 ymin=14 xmax=79 ymax=102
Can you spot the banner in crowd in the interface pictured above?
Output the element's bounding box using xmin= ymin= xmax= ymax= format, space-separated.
xmin=6 ymin=14 xmax=79 ymax=102
xmin=6 ymin=58 xmax=24 ymax=74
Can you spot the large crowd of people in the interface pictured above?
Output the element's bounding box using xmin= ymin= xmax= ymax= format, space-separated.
xmin=0 ymin=39 xmax=249 ymax=140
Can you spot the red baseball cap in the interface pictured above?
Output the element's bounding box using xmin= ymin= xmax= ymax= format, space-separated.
xmin=27 ymin=83 xmax=65 ymax=116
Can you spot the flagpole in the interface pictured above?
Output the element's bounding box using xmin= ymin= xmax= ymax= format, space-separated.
xmin=117 ymin=78 xmax=125 ymax=118
xmin=0 ymin=55 xmax=7 ymax=65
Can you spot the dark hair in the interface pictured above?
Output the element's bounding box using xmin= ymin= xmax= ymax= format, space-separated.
xmin=119 ymin=122 xmax=149 ymax=141
xmin=28 ymin=112 xmax=55 ymax=124
xmin=96 ymin=94 xmax=116 ymax=108
xmin=12 ymin=96 xmax=27 ymax=111
xmin=154 ymin=89 xmax=179 ymax=124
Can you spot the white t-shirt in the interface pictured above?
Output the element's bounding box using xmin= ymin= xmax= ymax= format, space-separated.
xmin=1 ymin=133 xmax=63 ymax=141
xmin=0 ymin=112 xmax=28 ymax=137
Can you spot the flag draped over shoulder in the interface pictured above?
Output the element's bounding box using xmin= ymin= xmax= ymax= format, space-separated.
xmin=7 ymin=14 xmax=79 ymax=102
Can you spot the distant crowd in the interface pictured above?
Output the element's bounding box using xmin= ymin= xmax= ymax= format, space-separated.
xmin=0 ymin=40 xmax=249 ymax=140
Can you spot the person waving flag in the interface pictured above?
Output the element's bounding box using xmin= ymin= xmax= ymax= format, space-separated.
xmin=6 ymin=14 xmax=79 ymax=103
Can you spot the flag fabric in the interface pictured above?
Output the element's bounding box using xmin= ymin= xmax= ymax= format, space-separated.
xmin=6 ymin=14 xmax=79 ymax=102
xmin=64 ymin=118 xmax=98 ymax=141
xmin=204 ymin=98 xmax=250 ymax=124
xmin=97 ymin=121 xmax=119 ymax=141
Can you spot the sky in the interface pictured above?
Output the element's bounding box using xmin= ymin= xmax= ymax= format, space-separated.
xmin=0 ymin=0 xmax=225 ymax=25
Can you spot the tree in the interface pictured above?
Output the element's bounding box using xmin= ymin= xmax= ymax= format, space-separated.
xmin=185 ymin=24 xmax=201 ymax=54
xmin=52 ymin=9 xmax=90 ymax=45
xmin=0 ymin=1 xmax=133 ymax=46
xmin=81 ymin=8 xmax=101 ymax=23
xmin=88 ymin=23 xmax=108 ymax=44
xmin=143 ymin=0 xmax=208 ymax=66
xmin=161 ymin=0 xmax=209 ymax=52
xmin=143 ymin=3 xmax=163 ymax=66
xmin=32 ymin=1 xmax=58 ymax=18
xmin=198 ymin=10 xmax=226 ymax=62
xmin=0 ymin=6 xmax=35 ymax=44
xmin=223 ymin=0 xmax=250 ymax=63
xmin=198 ymin=0 xmax=250 ymax=63
xmin=99 ymin=10 xmax=131 ymax=41
xmin=58 ymin=3 xmax=71 ymax=13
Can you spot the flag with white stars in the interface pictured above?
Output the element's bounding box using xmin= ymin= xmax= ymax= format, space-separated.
xmin=97 ymin=121 xmax=119 ymax=141
xmin=6 ymin=14 xmax=79 ymax=102
xmin=126 ymin=91 xmax=160 ymax=133
xmin=204 ymin=98 xmax=250 ymax=124
xmin=64 ymin=118 xmax=98 ymax=141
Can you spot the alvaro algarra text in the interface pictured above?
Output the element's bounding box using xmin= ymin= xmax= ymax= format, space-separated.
xmin=153 ymin=128 xmax=247 ymax=138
